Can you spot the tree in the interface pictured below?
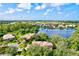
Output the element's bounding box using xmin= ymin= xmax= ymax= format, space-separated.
xmin=4 ymin=47 xmax=17 ymax=56
xmin=35 ymin=33 xmax=49 ymax=41
xmin=25 ymin=45 xmax=53 ymax=56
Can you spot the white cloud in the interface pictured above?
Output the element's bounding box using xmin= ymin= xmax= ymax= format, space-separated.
xmin=17 ymin=3 xmax=32 ymax=10
xmin=35 ymin=3 xmax=67 ymax=10
xmin=44 ymin=3 xmax=68 ymax=13
xmin=0 ymin=12 xmax=4 ymax=15
xmin=27 ymin=10 xmax=30 ymax=14
xmin=76 ymin=3 xmax=79 ymax=5
xmin=41 ymin=3 xmax=66 ymax=8
xmin=15 ymin=8 xmax=23 ymax=12
xmin=41 ymin=4 xmax=46 ymax=9
xmin=57 ymin=7 xmax=61 ymax=11
xmin=50 ymin=3 xmax=67 ymax=7
xmin=0 ymin=4 xmax=2 ymax=7
xmin=43 ymin=9 xmax=51 ymax=16
xmin=43 ymin=12 xmax=48 ymax=16
xmin=35 ymin=4 xmax=46 ymax=10
xmin=5 ymin=8 xmax=15 ymax=14
xmin=35 ymin=6 xmax=41 ymax=10
xmin=4 ymin=4 xmax=32 ymax=14
xmin=50 ymin=3 xmax=62 ymax=11
xmin=46 ymin=9 xmax=51 ymax=12
xmin=58 ymin=11 xmax=62 ymax=14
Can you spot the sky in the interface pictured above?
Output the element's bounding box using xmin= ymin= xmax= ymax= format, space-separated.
xmin=0 ymin=3 xmax=79 ymax=21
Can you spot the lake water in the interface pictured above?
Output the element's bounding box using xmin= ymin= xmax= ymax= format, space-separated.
xmin=38 ymin=28 xmax=75 ymax=38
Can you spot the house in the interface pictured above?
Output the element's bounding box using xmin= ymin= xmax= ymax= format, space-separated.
xmin=8 ymin=43 xmax=19 ymax=48
xmin=21 ymin=33 xmax=35 ymax=41
xmin=32 ymin=41 xmax=54 ymax=49
xmin=66 ymin=24 xmax=76 ymax=28
xmin=3 ymin=34 xmax=15 ymax=41
xmin=58 ymin=24 xmax=65 ymax=29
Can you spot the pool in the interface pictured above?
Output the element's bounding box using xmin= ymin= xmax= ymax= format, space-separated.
xmin=38 ymin=28 xmax=75 ymax=38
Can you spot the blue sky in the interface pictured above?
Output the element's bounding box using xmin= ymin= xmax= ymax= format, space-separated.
xmin=0 ymin=3 xmax=79 ymax=21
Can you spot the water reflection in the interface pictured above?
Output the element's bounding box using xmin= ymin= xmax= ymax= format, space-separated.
xmin=38 ymin=28 xmax=75 ymax=38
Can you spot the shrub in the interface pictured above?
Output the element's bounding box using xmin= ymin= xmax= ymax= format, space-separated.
xmin=35 ymin=33 xmax=49 ymax=41
xmin=25 ymin=45 xmax=53 ymax=56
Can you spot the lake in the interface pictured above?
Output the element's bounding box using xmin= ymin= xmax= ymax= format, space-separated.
xmin=38 ymin=28 xmax=75 ymax=38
